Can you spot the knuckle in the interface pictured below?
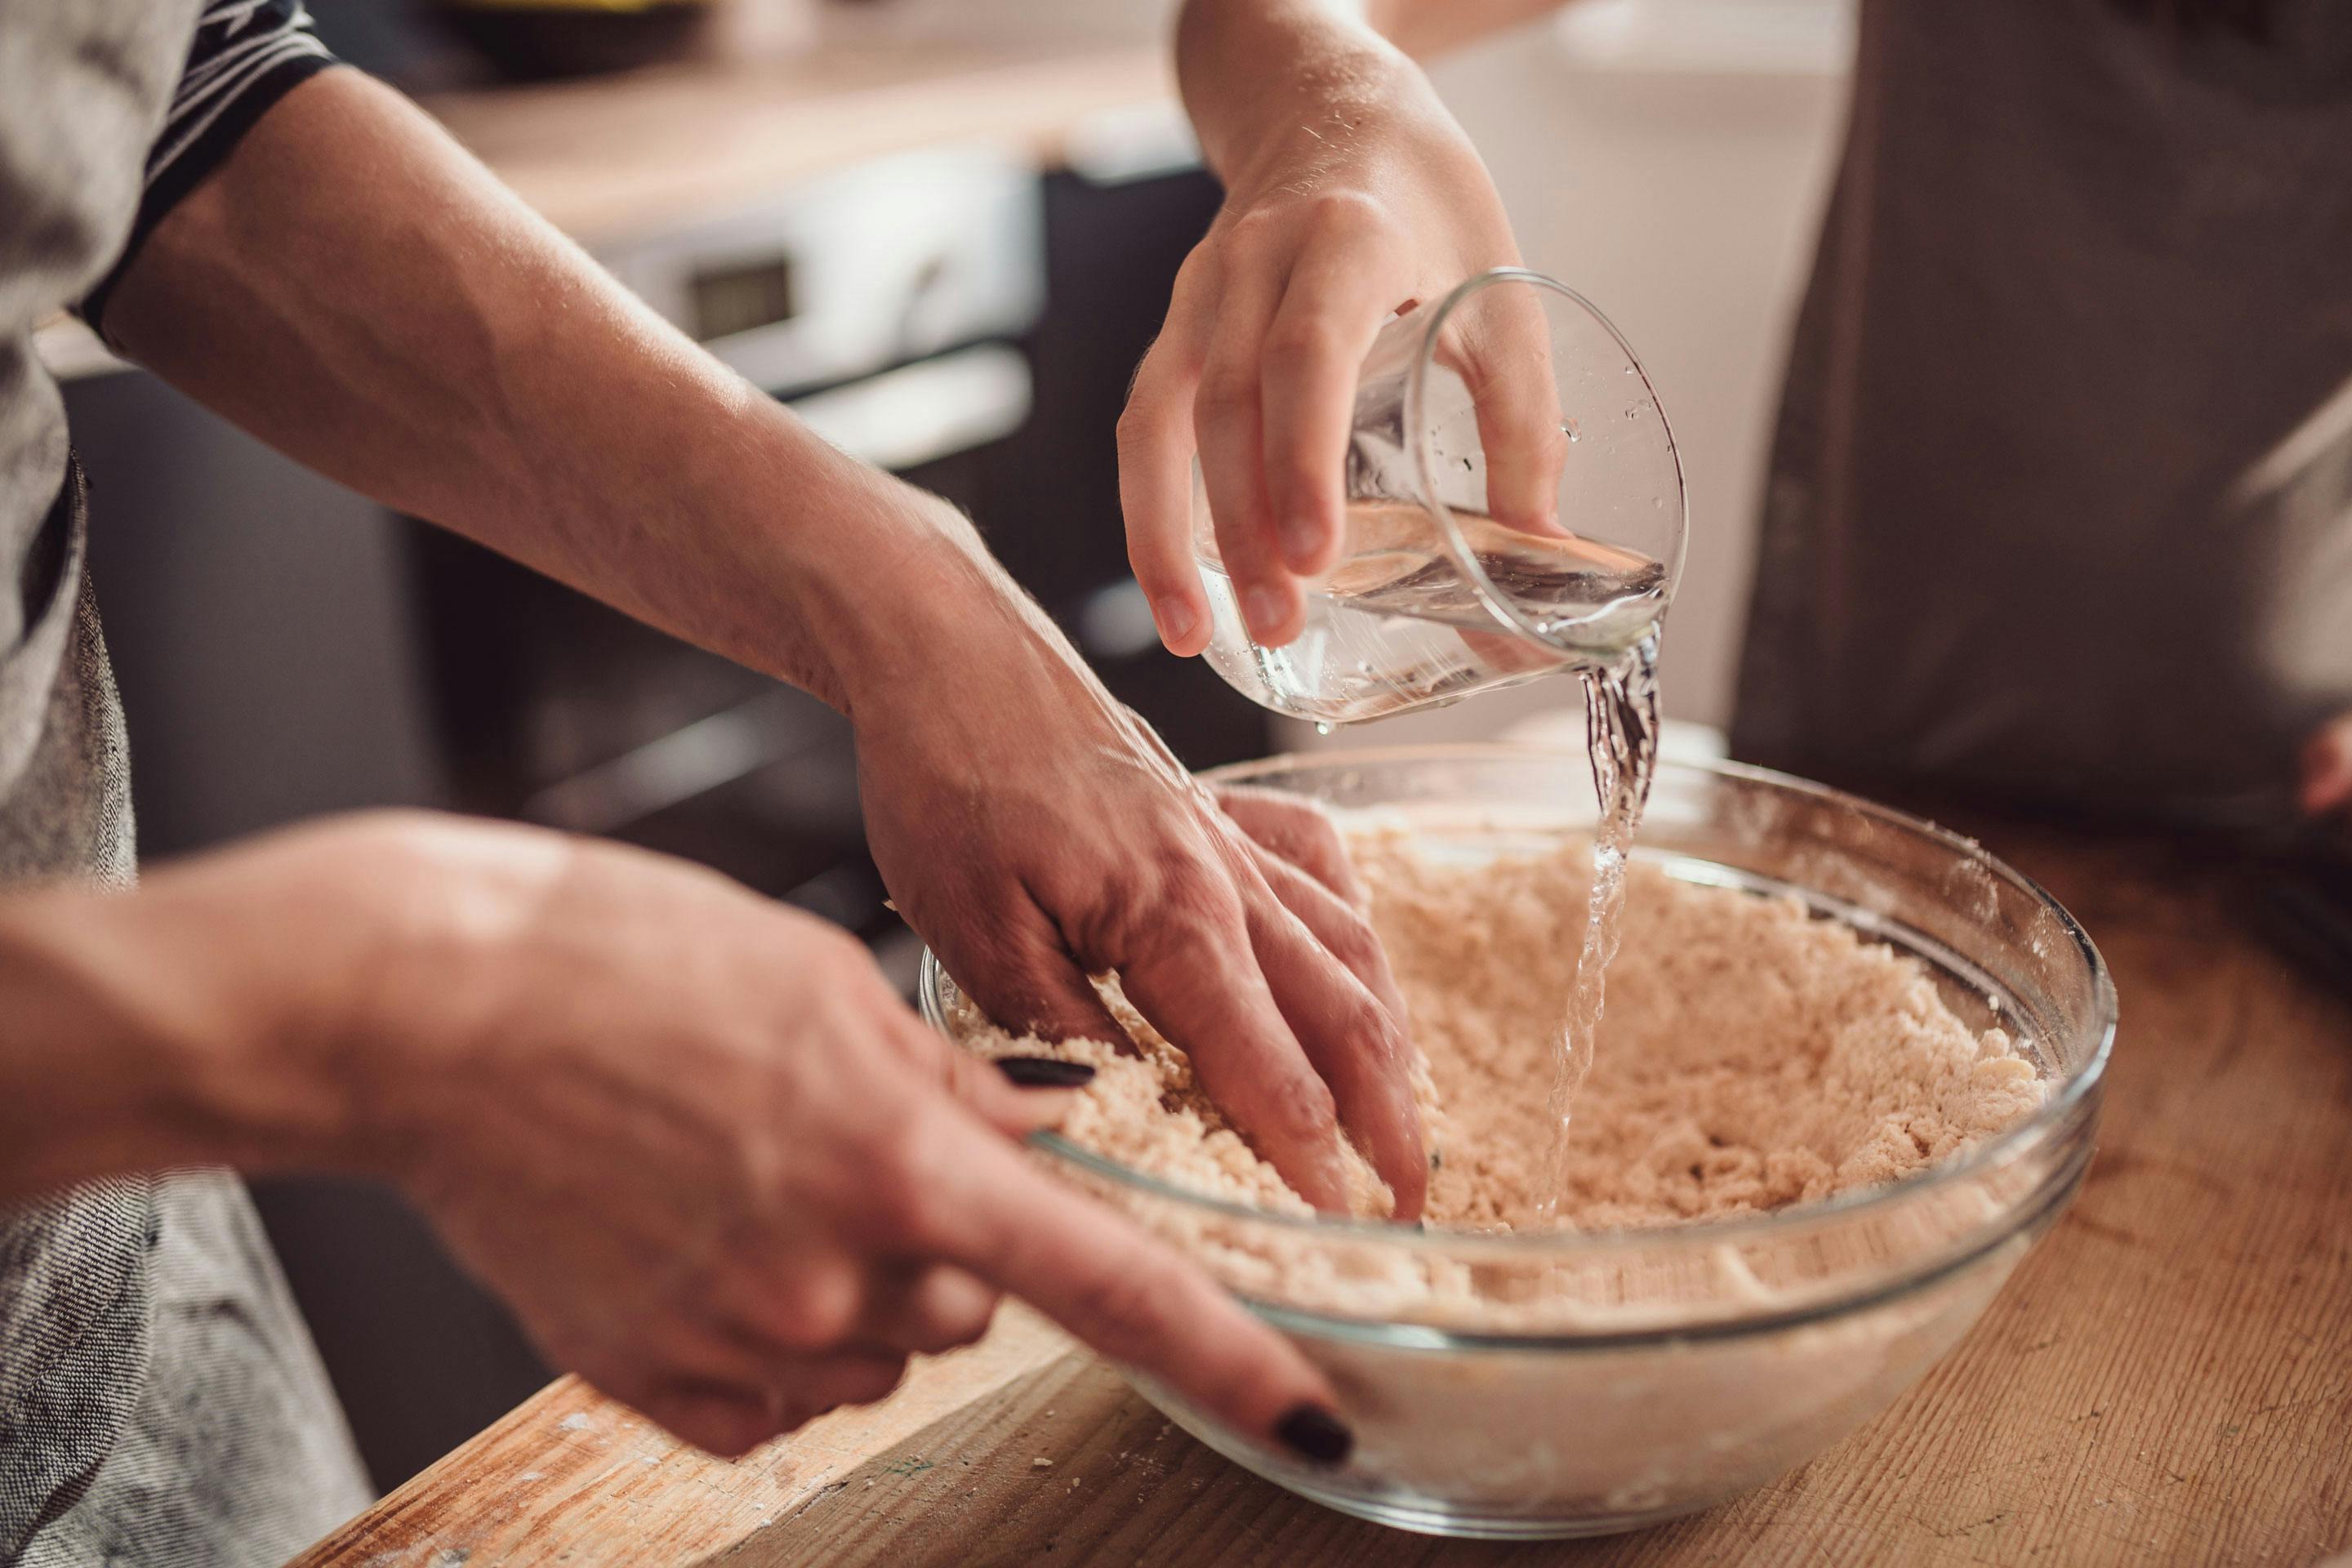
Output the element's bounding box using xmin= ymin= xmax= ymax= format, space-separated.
xmin=1119 ymin=349 xmax=1189 ymax=440
xmin=1194 ymin=367 xmax=1260 ymax=421
xmin=1307 ymin=188 xmax=1391 ymax=235
xmin=936 ymin=1291 xmax=1000 ymax=1352
xmin=1171 ymin=242 xmax=1223 ymax=296
xmin=1262 ymin=318 xmax=1347 ymax=372
xmin=1354 ymin=994 xmax=1408 ymax=1066
xmin=1267 ymin=1072 xmax=1340 ymax=1143
xmin=1125 ymin=538 xmax=1176 ymax=595
xmin=1159 ymin=872 xmax=1248 ymax=947
xmin=933 ymin=1043 xmax=997 ymax=1108
xmin=338 ymin=806 xmax=446 ymax=853
xmin=694 ymin=1407 xmax=772 ymax=1460
xmin=1113 ymin=399 xmax=1160 ymax=457
xmin=573 ymin=1350 xmax=658 ymax=1410
xmin=1304 ymin=846 xmax=1361 ymax=902
xmin=1222 ymin=205 xmax=1285 ymax=247
xmin=768 ymin=1264 xmax=861 ymax=1351
xmin=898 ymin=1316 xmax=960 ymax=1357
xmin=1322 ymin=909 xmax=1383 ymax=972
xmin=326 ymin=810 xmax=475 ymax=892
xmin=985 ymin=946 xmax=1071 ymax=1016
xmin=1125 ymin=527 xmax=1184 ymax=588
xmin=1265 ymin=453 xmax=1324 ymax=506
xmin=859 ymin=1354 xmax=913 ymax=1403
xmin=1287 ymin=804 xmax=1349 ymax=856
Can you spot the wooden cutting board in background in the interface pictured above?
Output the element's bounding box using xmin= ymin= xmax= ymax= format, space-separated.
xmin=292 ymin=829 xmax=2352 ymax=1567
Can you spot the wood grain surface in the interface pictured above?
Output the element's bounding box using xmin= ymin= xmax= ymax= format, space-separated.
xmin=417 ymin=44 xmax=1172 ymax=244
xmin=290 ymin=831 xmax=2352 ymax=1567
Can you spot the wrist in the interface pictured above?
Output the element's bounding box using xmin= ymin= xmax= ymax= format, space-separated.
xmin=0 ymin=866 xmax=368 ymax=1196
xmin=1177 ymin=0 xmax=1421 ymax=180
xmin=736 ymin=443 xmax=1087 ymax=728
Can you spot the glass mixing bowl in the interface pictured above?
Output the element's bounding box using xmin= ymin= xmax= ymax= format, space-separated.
xmin=918 ymin=747 xmax=2114 ymax=1539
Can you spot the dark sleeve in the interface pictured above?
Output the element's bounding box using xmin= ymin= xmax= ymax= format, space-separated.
xmin=78 ymin=1 xmax=341 ymax=340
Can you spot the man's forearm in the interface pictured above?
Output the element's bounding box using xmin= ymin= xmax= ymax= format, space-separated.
xmin=101 ymin=69 xmax=1036 ymax=724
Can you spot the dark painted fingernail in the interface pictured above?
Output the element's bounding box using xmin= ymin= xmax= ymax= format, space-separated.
xmin=1274 ymin=1404 xmax=1352 ymax=1467
xmin=996 ymin=1057 xmax=1096 ymax=1089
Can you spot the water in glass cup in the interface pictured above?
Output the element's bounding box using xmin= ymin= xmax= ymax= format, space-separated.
xmin=1190 ymin=269 xmax=1684 ymax=1216
xmin=1199 ymin=499 xmax=1668 ymax=726
xmin=1190 ymin=270 xmax=1682 ymax=726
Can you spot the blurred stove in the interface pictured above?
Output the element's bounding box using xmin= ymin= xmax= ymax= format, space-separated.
xmin=405 ymin=141 xmax=1261 ymax=982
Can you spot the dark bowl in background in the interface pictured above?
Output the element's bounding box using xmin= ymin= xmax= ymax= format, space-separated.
xmin=425 ymin=0 xmax=714 ymax=80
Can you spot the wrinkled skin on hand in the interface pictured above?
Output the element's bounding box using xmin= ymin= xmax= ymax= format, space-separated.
xmin=226 ymin=813 xmax=1359 ymax=1459
xmin=855 ymin=667 xmax=1425 ymax=1219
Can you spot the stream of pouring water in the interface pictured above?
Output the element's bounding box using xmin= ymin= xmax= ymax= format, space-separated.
xmin=1533 ymin=630 xmax=1663 ymax=1223
xmin=1189 ymin=499 xmax=1669 ymax=1219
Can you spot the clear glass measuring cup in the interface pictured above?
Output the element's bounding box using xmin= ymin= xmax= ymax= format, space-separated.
xmin=1192 ymin=268 xmax=1687 ymax=725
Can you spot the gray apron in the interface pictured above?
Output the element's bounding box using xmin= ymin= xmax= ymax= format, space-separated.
xmin=1 ymin=5 xmax=371 ymax=1561
xmin=1734 ymin=0 xmax=2352 ymax=829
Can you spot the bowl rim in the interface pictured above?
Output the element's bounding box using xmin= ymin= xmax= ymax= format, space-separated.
xmin=1247 ymin=1123 xmax=2094 ymax=1351
xmin=919 ymin=744 xmax=2117 ymax=1263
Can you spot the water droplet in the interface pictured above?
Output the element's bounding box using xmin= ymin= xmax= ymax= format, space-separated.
xmin=1314 ymin=722 xmax=1334 ymax=737
xmin=1650 ymin=496 xmax=1663 ymax=510
xmin=1561 ymin=418 xmax=1581 ymax=444
xmin=1624 ymin=405 xmax=1644 ymax=421
xmin=1622 ymin=364 xmax=1635 ymax=375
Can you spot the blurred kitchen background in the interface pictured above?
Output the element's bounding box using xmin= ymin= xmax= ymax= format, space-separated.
xmin=39 ymin=0 xmax=1855 ymax=1492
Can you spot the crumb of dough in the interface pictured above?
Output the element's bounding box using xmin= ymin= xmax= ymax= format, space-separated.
xmin=956 ymin=831 xmax=2046 ymax=1234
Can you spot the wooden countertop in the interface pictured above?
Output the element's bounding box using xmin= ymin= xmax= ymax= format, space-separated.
xmin=291 ymin=827 xmax=2352 ymax=1567
xmin=416 ymin=42 xmax=1177 ymax=246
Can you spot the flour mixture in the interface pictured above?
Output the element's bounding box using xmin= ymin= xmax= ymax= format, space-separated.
xmin=956 ymin=828 xmax=2047 ymax=1234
